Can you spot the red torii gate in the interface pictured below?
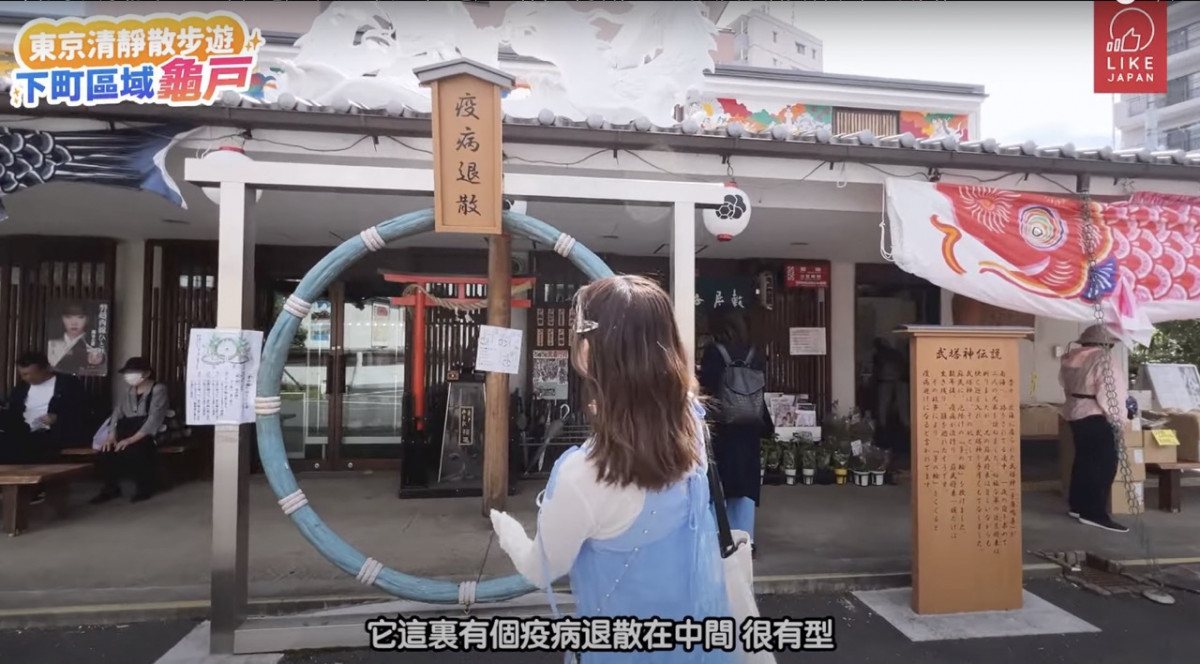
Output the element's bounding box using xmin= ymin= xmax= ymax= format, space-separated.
xmin=380 ymin=271 xmax=536 ymax=431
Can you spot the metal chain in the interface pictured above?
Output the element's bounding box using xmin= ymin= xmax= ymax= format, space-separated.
xmin=1076 ymin=189 xmax=1163 ymax=586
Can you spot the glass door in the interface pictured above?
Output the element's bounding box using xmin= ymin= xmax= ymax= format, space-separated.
xmin=274 ymin=284 xmax=338 ymax=471
xmin=336 ymin=281 xmax=408 ymax=469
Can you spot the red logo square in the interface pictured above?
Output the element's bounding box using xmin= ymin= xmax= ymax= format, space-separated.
xmin=1094 ymin=1 xmax=1168 ymax=94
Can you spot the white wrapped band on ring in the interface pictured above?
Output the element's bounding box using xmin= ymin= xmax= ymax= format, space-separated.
xmin=278 ymin=489 xmax=308 ymax=516
xmin=283 ymin=294 xmax=312 ymax=318
xmin=458 ymin=580 xmax=477 ymax=606
xmin=553 ymin=233 xmax=576 ymax=258
xmin=357 ymin=557 xmax=384 ymax=585
xmin=359 ymin=226 xmax=386 ymax=252
xmin=255 ymin=396 xmax=282 ymax=415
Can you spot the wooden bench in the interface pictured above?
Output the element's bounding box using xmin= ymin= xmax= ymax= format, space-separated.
xmin=1147 ymin=462 xmax=1200 ymax=512
xmin=0 ymin=464 xmax=94 ymax=536
xmin=59 ymin=443 xmax=201 ymax=489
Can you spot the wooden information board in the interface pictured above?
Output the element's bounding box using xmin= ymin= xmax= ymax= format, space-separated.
xmin=416 ymin=59 xmax=514 ymax=235
xmin=901 ymin=325 xmax=1032 ymax=615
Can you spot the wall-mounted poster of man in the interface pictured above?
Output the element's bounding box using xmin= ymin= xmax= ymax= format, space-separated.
xmin=45 ymin=300 xmax=110 ymax=377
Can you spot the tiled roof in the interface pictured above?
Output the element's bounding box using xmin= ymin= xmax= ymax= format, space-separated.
xmin=209 ymin=88 xmax=1200 ymax=171
xmin=2 ymin=76 xmax=1198 ymax=179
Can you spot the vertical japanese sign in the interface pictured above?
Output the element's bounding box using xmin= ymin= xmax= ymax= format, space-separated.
xmin=1094 ymin=1 xmax=1167 ymax=94
xmin=10 ymin=11 xmax=263 ymax=109
xmin=416 ymin=60 xmax=514 ymax=235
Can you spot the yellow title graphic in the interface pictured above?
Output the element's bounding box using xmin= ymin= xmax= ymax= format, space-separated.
xmin=14 ymin=11 xmax=262 ymax=71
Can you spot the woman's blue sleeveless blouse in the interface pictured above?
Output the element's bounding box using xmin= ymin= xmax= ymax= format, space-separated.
xmin=537 ymin=401 xmax=735 ymax=663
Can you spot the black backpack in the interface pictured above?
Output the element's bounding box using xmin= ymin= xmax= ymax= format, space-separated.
xmin=713 ymin=343 xmax=766 ymax=426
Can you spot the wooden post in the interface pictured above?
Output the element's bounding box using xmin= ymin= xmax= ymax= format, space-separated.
xmin=899 ymin=324 xmax=1033 ymax=615
xmin=415 ymin=59 xmax=515 ymax=514
xmin=484 ymin=234 xmax=513 ymax=514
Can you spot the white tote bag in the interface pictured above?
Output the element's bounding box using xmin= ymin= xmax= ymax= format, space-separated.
xmin=723 ymin=528 xmax=776 ymax=664
xmin=91 ymin=417 xmax=113 ymax=450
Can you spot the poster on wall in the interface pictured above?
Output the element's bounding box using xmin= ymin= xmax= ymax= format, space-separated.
xmin=185 ymin=328 xmax=264 ymax=426
xmin=370 ymin=301 xmax=392 ymax=348
xmin=532 ymin=350 xmax=570 ymax=400
xmin=45 ymin=299 xmax=109 ymax=376
xmin=307 ymin=300 xmax=333 ymax=350
xmin=788 ymin=327 xmax=827 ymax=356
xmin=476 ymin=324 xmax=523 ymax=375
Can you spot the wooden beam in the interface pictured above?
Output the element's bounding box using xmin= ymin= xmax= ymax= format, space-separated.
xmin=483 ymin=233 xmax=513 ymax=515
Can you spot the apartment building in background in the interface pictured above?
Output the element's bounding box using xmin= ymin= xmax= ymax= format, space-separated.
xmin=1114 ymin=1 xmax=1200 ymax=150
xmin=715 ymin=7 xmax=824 ymax=72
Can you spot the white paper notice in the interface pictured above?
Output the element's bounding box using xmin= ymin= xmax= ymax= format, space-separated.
xmin=186 ymin=328 xmax=264 ymax=426
xmin=788 ymin=327 xmax=827 ymax=356
xmin=476 ymin=324 xmax=523 ymax=375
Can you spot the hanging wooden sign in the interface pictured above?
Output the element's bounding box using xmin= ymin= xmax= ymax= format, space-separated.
xmin=416 ymin=59 xmax=514 ymax=235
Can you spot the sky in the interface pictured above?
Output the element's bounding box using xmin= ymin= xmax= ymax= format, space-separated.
xmin=720 ymin=1 xmax=1116 ymax=148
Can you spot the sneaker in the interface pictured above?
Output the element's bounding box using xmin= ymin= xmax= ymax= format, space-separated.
xmin=1079 ymin=517 xmax=1129 ymax=533
xmin=130 ymin=491 xmax=154 ymax=503
xmin=1067 ymin=511 xmax=1080 ymax=519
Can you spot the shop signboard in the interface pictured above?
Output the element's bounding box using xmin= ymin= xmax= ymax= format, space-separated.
xmin=9 ymin=11 xmax=263 ymax=109
xmin=695 ymin=276 xmax=754 ymax=311
xmin=783 ymin=261 xmax=829 ymax=289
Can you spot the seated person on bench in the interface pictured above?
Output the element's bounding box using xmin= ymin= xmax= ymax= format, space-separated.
xmin=1 ymin=351 xmax=86 ymax=465
xmin=91 ymin=357 xmax=169 ymax=504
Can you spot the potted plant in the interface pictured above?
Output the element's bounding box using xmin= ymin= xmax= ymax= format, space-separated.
xmin=799 ymin=443 xmax=817 ymax=485
xmin=866 ymin=444 xmax=888 ymax=486
xmin=780 ymin=440 xmax=797 ymax=485
xmin=814 ymin=444 xmax=834 ymax=485
xmin=764 ymin=438 xmax=782 ymax=483
xmin=759 ymin=437 xmax=773 ymax=484
xmin=850 ymin=453 xmax=870 ymax=487
xmin=831 ymin=442 xmax=850 ymax=486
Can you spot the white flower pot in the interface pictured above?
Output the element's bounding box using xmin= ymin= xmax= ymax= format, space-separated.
xmin=801 ymin=468 xmax=815 ymax=485
xmin=852 ymin=470 xmax=870 ymax=487
xmin=784 ymin=468 xmax=797 ymax=485
xmin=870 ymin=470 xmax=886 ymax=486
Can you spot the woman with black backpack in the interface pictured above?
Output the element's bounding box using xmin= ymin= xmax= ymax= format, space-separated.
xmin=699 ymin=310 xmax=772 ymax=556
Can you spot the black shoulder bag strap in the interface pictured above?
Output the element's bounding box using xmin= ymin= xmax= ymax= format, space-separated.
xmin=705 ymin=440 xmax=738 ymax=559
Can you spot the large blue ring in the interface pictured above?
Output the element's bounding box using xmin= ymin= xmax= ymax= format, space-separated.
xmin=255 ymin=209 xmax=614 ymax=604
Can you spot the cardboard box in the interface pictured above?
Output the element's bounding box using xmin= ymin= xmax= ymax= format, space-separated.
xmin=1059 ymin=418 xmax=1144 ymax=493
xmin=1141 ymin=429 xmax=1180 ymax=465
xmin=1021 ymin=403 xmax=1061 ymax=438
xmin=1122 ymin=447 xmax=1147 ymax=481
xmin=1165 ymin=412 xmax=1200 ymax=462
xmin=1110 ymin=480 xmax=1144 ymax=515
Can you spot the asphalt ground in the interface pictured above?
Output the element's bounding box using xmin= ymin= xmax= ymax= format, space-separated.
xmin=0 ymin=577 xmax=1194 ymax=663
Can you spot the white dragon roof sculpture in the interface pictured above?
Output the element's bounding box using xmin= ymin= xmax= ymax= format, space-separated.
xmin=259 ymin=1 xmax=718 ymax=127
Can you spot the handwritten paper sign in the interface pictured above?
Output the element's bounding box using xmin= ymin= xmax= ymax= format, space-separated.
xmin=476 ymin=324 xmax=523 ymax=375
xmin=788 ymin=327 xmax=827 ymax=356
xmin=1152 ymin=429 xmax=1181 ymax=447
xmin=185 ymin=328 xmax=263 ymax=426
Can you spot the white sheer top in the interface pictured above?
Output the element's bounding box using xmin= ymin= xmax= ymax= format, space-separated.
xmin=502 ymin=449 xmax=647 ymax=585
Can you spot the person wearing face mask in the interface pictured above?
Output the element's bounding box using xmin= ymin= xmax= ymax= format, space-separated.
xmin=90 ymin=357 xmax=169 ymax=504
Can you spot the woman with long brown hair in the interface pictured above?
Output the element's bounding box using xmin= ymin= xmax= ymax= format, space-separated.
xmin=491 ymin=275 xmax=734 ymax=663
